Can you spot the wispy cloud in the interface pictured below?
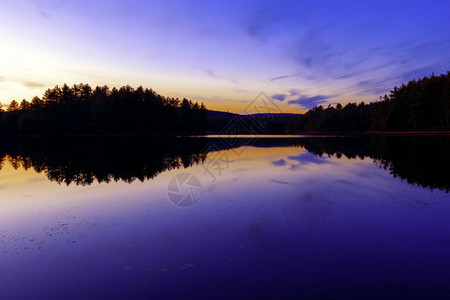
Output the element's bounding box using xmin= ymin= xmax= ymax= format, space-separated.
xmin=269 ymin=74 xmax=297 ymax=82
xmin=288 ymin=94 xmax=335 ymax=109
xmin=355 ymin=79 xmax=393 ymax=96
xmin=288 ymin=89 xmax=301 ymax=97
xmin=22 ymin=81 xmax=48 ymax=89
xmin=39 ymin=9 xmax=52 ymax=20
xmin=271 ymin=88 xmax=335 ymax=108
xmin=204 ymin=68 xmax=217 ymax=78
xmin=36 ymin=0 xmax=71 ymax=20
xmin=193 ymin=67 xmax=238 ymax=84
xmin=0 ymin=76 xmax=48 ymax=89
xmin=2 ymin=0 xmax=450 ymax=108
xmin=241 ymin=1 xmax=450 ymax=101
xmin=272 ymin=94 xmax=286 ymax=101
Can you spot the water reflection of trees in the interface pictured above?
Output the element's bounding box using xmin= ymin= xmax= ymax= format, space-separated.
xmin=293 ymin=135 xmax=450 ymax=193
xmin=0 ymin=136 xmax=448 ymax=192
xmin=0 ymin=137 xmax=208 ymax=186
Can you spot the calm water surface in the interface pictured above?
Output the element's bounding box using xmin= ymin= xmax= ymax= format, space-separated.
xmin=0 ymin=136 xmax=449 ymax=299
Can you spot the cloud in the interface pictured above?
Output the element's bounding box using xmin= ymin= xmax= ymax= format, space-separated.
xmin=240 ymin=2 xmax=450 ymax=100
xmin=204 ymin=68 xmax=217 ymax=79
xmin=37 ymin=0 xmax=71 ymax=20
xmin=288 ymin=94 xmax=335 ymax=109
xmin=22 ymin=81 xmax=48 ymax=89
xmin=0 ymin=76 xmax=48 ymax=89
xmin=272 ymin=94 xmax=286 ymax=101
xmin=355 ymin=79 xmax=392 ymax=96
xmin=288 ymin=89 xmax=301 ymax=96
xmin=243 ymin=6 xmax=290 ymax=41
xmin=39 ymin=9 xmax=52 ymax=20
xmin=271 ymin=89 xmax=332 ymax=108
xmin=194 ymin=67 xmax=238 ymax=84
xmin=271 ymin=89 xmax=302 ymax=102
xmin=399 ymin=65 xmax=441 ymax=83
xmin=269 ymin=74 xmax=296 ymax=82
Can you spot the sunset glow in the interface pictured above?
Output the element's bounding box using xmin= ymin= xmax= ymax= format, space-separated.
xmin=1 ymin=0 xmax=449 ymax=113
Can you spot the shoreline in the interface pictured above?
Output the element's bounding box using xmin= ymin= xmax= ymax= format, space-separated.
xmin=1 ymin=131 xmax=450 ymax=138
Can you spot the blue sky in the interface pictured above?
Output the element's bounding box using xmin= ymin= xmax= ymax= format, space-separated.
xmin=1 ymin=0 xmax=449 ymax=112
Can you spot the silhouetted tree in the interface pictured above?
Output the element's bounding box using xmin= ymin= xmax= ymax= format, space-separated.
xmin=7 ymin=100 xmax=19 ymax=112
xmin=288 ymin=72 xmax=450 ymax=132
xmin=0 ymin=84 xmax=208 ymax=135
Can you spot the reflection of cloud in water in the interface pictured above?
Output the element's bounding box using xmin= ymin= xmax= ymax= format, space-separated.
xmin=288 ymin=152 xmax=331 ymax=165
xmin=26 ymin=177 xmax=46 ymax=183
xmin=285 ymin=152 xmax=333 ymax=170
xmin=272 ymin=159 xmax=287 ymax=166
xmin=269 ymin=179 xmax=291 ymax=185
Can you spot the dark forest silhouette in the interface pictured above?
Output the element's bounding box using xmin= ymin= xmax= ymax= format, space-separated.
xmin=287 ymin=72 xmax=450 ymax=132
xmin=0 ymin=72 xmax=449 ymax=135
xmin=1 ymin=136 xmax=449 ymax=192
xmin=0 ymin=84 xmax=207 ymax=135
xmin=206 ymin=72 xmax=450 ymax=133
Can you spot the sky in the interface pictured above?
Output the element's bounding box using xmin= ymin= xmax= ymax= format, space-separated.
xmin=1 ymin=0 xmax=449 ymax=113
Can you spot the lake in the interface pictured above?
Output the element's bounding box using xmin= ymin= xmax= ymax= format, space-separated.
xmin=0 ymin=135 xmax=449 ymax=299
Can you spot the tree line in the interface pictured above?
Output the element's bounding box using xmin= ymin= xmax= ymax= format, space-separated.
xmin=0 ymin=72 xmax=448 ymax=135
xmin=287 ymin=72 xmax=450 ymax=132
xmin=0 ymin=84 xmax=208 ymax=135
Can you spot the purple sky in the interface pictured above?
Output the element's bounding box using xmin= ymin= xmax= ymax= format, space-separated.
xmin=1 ymin=0 xmax=449 ymax=112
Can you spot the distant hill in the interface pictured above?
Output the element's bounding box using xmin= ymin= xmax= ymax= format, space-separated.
xmin=206 ymin=110 xmax=301 ymax=133
xmin=206 ymin=110 xmax=300 ymax=119
xmin=247 ymin=113 xmax=301 ymax=118
xmin=206 ymin=110 xmax=239 ymax=119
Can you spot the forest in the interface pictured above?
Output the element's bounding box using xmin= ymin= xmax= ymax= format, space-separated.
xmin=0 ymin=72 xmax=448 ymax=135
xmin=287 ymin=72 xmax=450 ymax=132
xmin=0 ymin=84 xmax=208 ymax=135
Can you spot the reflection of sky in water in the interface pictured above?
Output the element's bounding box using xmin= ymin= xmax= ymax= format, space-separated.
xmin=1 ymin=146 xmax=449 ymax=299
